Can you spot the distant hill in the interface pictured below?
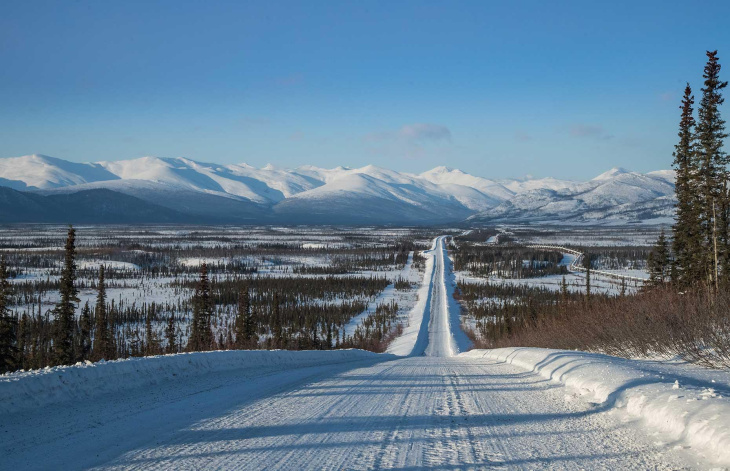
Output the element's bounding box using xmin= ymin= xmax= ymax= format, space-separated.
xmin=0 ymin=154 xmax=675 ymax=225
xmin=0 ymin=187 xmax=188 ymax=223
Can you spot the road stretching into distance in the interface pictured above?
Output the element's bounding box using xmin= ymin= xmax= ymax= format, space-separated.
xmin=2 ymin=237 xmax=688 ymax=470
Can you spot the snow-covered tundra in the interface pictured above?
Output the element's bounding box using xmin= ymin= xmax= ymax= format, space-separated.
xmin=2 ymin=236 xmax=729 ymax=469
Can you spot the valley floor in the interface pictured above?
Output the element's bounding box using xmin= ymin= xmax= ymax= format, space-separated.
xmin=2 ymin=236 xmax=727 ymax=469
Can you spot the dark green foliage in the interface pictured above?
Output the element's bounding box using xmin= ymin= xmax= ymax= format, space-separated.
xmin=695 ymin=51 xmax=728 ymax=286
xmin=144 ymin=313 xmax=160 ymax=355
xmin=92 ymin=266 xmax=112 ymax=361
xmin=52 ymin=226 xmax=79 ymax=366
xmin=583 ymin=253 xmax=591 ymax=303
xmin=647 ymin=229 xmax=671 ymax=286
xmin=234 ymin=284 xmax=255 ymax=349
xmin=16 ymin=313 xmax=30 ymax=370
xmin=672 ymin=84 xmax=703 ymax=286
xmin=271 ymin=292 xmax=283 ymax=349
xmin=166 ymin=312 xmax=177 ymax=354
xmin=0 ymin=256 xmax=18 ymax=373
xmin=670 ymin=51 xmax=728 ymax=288
xmin=452 ymin=244 xmax=568 ymax=279
xmin=188 ymin=263 xmax=213 ymax=351
xmin=457 ymin=280 xmax=597 ymax=344
xmin=78 ymin=301 xmax=92 ymax=361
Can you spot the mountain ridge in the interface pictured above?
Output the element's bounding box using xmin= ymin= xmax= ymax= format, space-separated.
xmin=0 ymin=154 xmax=675 ymax=225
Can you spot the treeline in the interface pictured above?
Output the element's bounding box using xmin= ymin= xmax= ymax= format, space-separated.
xmin=456 ymin=278 xmax=605 ymax=343
xmin=648 ymin=50 xmax=728 ymax=288
xmin=452 ymin=244 xmax=568 ymax=279
xmin=586 ymin=246 xmax=651 ymax=270
xmin=468 ymin=51 xmax=730 ymax=367
xmin=342 ymin=301 xmax=401 ymax=353
xmin=2 ymin=238 xmax=420 ymax=280
xmin=293 ymin=249 xmax=411 ymax=274
xmin=453 ymin=229 xmax=499 ymax=243
xmin=0 ymin=227 xmax=404 ymax=374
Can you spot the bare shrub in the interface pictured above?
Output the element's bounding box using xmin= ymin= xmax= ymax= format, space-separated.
xmin=484 ymin=287 xmax=730 ymax=368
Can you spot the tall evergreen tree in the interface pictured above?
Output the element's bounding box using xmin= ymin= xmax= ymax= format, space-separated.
xmin=188 ymin=263 xmax=213 ymax=351
xmin=17 ymin=312 xmax=30 ymax=370
xmin=672 ymin=84 xmax=702 ymax=286
xmin=92 ymin=265 xmax=111 ymax=360
xmin=53 ymin=226 xmax=79 ymax=366
xmin=583 ymin=253 xmax=591 ymax=303
xmin=166 ymin=312 xmax=177 ymax=354
xmin=144 ymin=313 xmax=160 ymax=355
xmin=271 ymin=292 xmax=284 ymax=349
xmin=0 ymin=255 xmax=18 ymax=373
xmin=234 ymin=283 xmax=253 ymax=349
xmin=78 ymin=301 xmax=92 ymax=361
xmin=696 ymin=51 xmax=728 ymax=286
xmin=648 ymin=229 xmax=671 ymax=286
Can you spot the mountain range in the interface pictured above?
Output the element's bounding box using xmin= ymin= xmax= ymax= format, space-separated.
xmin=0 ymin=154 xmax=676 ymax=225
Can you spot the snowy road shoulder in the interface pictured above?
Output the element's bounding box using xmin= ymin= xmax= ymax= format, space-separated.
xmin=464 ymin=347 xmax=730 ymax=467
xmin=0 ymin=349 xmax=393 ymax=416
xmin=386 ymin=235 xmax=471 ymax=357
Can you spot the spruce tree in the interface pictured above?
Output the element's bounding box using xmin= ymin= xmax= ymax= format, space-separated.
xmin=234 ymin=283 xmax=251 ymax=349
xmin=92 ymin=265 xmax=111 ymax=361
xmin=53 ymin=226 xmax=79 ymax=366
xmin=78 ymin=301 xmax=92 ymax=361
xmin=166 ymin=313 xmax=176 ymax=354
xmin=583 ymin=253 xmax=591 ymax=303
xmin=188 ymin=263 xmax=213 ymax=351
xmin=0 ymin=255 xmax=18 ymax=373
xmin=672 ymin=84 xmax=702 ymax=286
xmin=648 ymin=229 xmax=671 ymax=286
xmin=271 ymin=292 xmax=283 ymax=349
xmin=17 ymin=313 xmax=29 ymax=370
xmin=559 ymin=275 xmax=569 ymax=317
xmin=144 ymin=313 xmax=160 ymax=355
xmin=696 ymin=51 xmax=728 ymax=286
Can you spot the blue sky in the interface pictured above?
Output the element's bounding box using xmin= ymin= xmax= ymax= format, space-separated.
xmin=1 ymin=0 xmax=728 ymax=179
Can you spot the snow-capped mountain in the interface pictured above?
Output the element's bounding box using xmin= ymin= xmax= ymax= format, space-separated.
xmin=0 ymin=154 xmax=675 ymax=224
xmin=469 ymin=167 xmax=676 ymax=224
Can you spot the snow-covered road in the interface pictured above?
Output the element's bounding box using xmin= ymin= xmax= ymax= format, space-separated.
xmin=1 ymin=236 xmax=711 ymax=469
xmin=424 ymin=236 xmax=471 ymax=357
xmin=2 ymin=355 xmax=693 ymax=470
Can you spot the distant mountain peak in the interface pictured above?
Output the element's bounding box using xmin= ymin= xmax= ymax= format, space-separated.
xmin=428 ymin=166 xmax=455 ymax=173
xmin=592 ymin=167 xmax=631 ymax=181
xmin=0 ymin=155 xmax=675 ymax=224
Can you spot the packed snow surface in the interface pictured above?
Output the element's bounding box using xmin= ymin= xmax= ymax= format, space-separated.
xmin=3 ymin=236 xmax=728 ymax=469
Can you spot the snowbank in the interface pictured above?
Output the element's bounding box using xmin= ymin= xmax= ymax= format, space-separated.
xmin=464 ymin=348 xmax=730 ymax=466
xmin=0 ymin=349 xmax=391 ymax=416
xmin=387 ymin=240 xmax=438 ymax=356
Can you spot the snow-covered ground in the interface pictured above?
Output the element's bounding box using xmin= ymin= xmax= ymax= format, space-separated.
xmin=3 ymin=234 xmax=730 ymax=469
xmin=385 ymin=236 xmax=471 ymax=356
xmin=343 ymin=251 xmax=420 ymax=337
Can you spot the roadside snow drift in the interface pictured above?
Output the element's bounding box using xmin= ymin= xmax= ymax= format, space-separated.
xmin=464 ymin=347 xmax=730 ymax=467
xmin=386 ymin=236 xmax=471 ymax=357
xmin=0 ymin=349 xmax=391 ymax=416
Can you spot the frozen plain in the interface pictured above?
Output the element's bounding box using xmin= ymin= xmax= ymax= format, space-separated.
xmin=2 ymin=236 xmax=730 ymax=470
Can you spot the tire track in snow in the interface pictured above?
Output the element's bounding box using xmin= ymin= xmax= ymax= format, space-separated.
xmin=2 ymin=235 xmax=697 ymax=469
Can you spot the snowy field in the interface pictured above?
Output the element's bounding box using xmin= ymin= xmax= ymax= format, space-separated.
xmin=0 ymin=225 xmax=436 ymax=352
xmin=2 ymin=229 xmax=730 ymax=469
xmin=4 ymin=225 xmax=729 ymax=469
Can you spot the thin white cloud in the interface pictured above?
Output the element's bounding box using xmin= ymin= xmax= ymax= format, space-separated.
xmin=569 ymin=124 xmax=613 ymax=140
xmin=398 ymin=123 xmax=452 ymax=141
xmin=514 ymin=130 xmax=531 ymax=142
